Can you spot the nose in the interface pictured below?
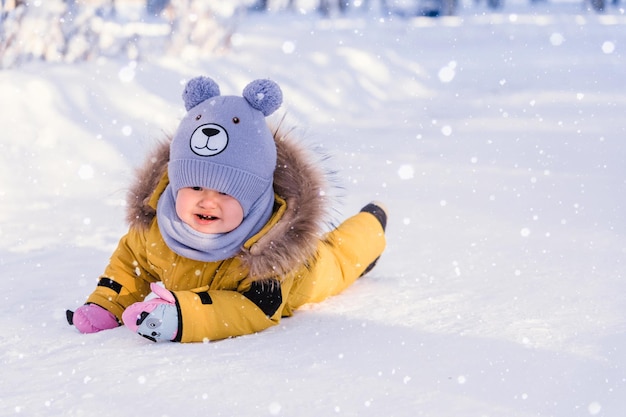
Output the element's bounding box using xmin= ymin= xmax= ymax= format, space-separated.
xmin=198 ymin=189 xmax=219 ymax=207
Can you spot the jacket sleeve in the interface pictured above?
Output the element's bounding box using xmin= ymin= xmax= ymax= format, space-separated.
xmin=85 ymin=227 xmax=157 ymax=321
xmin=171 ymin=276 xmax=294 ymax=342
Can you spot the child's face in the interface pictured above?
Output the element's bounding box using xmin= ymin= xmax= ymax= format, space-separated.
xmin=175 ymin=187 xmax=244 ymax=234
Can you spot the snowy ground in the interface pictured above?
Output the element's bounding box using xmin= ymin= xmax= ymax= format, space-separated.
xmin=1 ymin=1 xmax=625 ymax=416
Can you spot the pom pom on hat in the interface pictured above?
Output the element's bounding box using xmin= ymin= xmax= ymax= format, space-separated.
xmin=182 ymin=76 xmax=221 ymax=111
xmin=243 ymin=79 xmax=283 ymax=116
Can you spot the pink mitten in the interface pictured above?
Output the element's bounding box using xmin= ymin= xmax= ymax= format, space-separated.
xmin=70 ymin=304 xmax=119 ymax=333
xmin=122 ymin=282 xmax=177 ymax=333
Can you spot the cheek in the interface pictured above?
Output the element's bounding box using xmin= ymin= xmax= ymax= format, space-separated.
xmin=174 ymin=200 xmax=183 ymax=219
xmin=174 ymin=193 xmax=190 ymax=216
xmin=228 ymin=199 xmax=244 ymax=221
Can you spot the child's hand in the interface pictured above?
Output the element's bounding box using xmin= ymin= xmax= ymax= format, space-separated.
xmin=67 ymin=304 xmax=120 ymax=333
xmin=122 ymin=283 xmax=179 ymax=342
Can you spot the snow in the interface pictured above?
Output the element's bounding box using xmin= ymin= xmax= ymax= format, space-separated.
xmin=1 ymin=1 xmax=625 ymax=416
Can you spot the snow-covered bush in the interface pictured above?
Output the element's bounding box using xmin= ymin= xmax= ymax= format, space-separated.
xmin=0 ymin=0 xmax=239 ymax=69
xmin=165 ymin=0 xmax=240 ymax=60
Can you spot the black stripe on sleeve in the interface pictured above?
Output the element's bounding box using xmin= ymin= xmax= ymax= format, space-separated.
xmin=97 ymin=277 xmax=123 ymax=294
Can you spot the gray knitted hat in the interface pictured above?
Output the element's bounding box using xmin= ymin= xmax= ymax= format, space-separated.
xmin=168 ymin=76 xmax=282 ymax=216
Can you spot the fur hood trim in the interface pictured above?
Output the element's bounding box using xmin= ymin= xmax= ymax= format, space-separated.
xmin=125 ymin=124 xmax=331 ymax=280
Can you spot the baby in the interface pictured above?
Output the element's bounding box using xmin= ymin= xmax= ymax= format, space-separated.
xmin=67 ymin=76 xmax=387 ymax=343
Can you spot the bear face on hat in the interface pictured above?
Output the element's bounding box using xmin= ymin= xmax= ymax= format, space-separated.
xmin=168 ymin=76 xmax=283 ymax=217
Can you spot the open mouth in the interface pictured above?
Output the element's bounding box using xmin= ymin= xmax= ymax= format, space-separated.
xmin=196 ymin=214 xmax=218 ymax=221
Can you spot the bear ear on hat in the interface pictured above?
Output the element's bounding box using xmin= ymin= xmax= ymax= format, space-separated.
xmin=242 ymin=79 xmax=283 ymax=117
xmin=182 ymin=76 xmax=221 ymax=111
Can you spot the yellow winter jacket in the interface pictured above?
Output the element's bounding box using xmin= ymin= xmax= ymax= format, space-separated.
xmin=85 ymin=126 xmax=386 ymax=342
